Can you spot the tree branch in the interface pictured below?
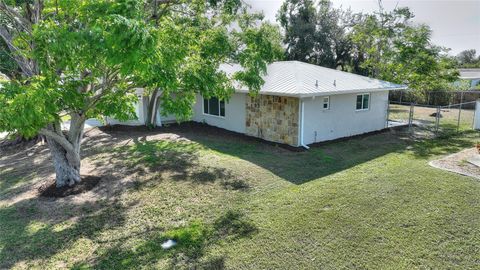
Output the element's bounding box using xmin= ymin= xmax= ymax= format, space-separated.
xmin=39 ymin=128 xmax=77 ymax=155
xmin=0 ymin=26 xmax=35 ymax=76
xmin=0 ymin=1 xmax=32 ymax=32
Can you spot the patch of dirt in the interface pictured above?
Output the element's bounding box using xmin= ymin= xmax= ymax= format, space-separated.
xmin=38 ymin=175 xmax=101 ymax=198
xmin=429 ymin=148 xmax=480 ymax=180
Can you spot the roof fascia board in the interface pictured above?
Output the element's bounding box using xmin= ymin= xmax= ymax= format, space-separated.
xmin=297 ymin=87 xmax=408 ymax=98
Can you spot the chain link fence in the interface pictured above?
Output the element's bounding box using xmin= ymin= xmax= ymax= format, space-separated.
xmin=388 ymin=99 xmax=477 ymax=137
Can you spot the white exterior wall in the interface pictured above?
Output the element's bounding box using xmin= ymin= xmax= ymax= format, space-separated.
xmin=192 ymin=93 xmax=247 ymax=134
xmin=106 ymin=95 xmax=147 ymax=126
xmin=302 ymin=91 xmax=389 ymax=145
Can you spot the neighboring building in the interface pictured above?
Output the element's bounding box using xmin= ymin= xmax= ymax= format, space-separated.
xmin=459 ymin=68 xmax=480 ymax=88
xmin=113 ymin=61 xmax=406 ymax=147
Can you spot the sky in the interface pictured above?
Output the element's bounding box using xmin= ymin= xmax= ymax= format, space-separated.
xmin=245 ymin=0 xmax=480 ymax=55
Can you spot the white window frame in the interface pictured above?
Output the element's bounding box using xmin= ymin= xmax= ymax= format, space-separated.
xmin=321 ymin=96 xmax=330 ymax=110
xmin=202 ymin=97 xmax=226 ymax=118
xmin=355 ymin=93 xmax=370 ymax=111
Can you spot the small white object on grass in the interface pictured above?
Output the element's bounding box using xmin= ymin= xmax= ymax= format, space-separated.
xmin=161 ymin=239 xmax=177 ymax=250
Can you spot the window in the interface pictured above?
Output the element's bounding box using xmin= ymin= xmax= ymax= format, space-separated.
xmin=203 ymin=97 xmax=225 ymax=117
xmin=321 ymin=96 xmax=330 ymax=110
xmin=356 ymin=93 xmax=370 ymax=110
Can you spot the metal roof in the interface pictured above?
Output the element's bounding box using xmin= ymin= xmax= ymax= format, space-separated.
xmin=459 ymin=69 xmax=480 ymax=80
xmin=221 ymin=61 xmax=407 ymax=98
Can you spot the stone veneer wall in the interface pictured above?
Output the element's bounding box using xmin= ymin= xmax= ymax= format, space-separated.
xmin=245 ymin=95 xmax=299 ymax=146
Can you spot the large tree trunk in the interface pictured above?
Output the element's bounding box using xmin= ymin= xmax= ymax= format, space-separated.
xmin=47 ymin=137 xmax=81 ymax=187
xmin=41 ymin=115 xmax=85 ymax=188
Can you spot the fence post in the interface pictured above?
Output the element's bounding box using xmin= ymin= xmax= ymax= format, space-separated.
xmin=457 ymin=92 xmax=464 ymax=132
xmin=435 ymin=107 xmax=441 ymax=134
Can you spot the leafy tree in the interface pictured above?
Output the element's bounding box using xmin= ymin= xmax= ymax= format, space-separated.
xmin=0 ymin=0 xmax=282 ymax=188
xmin=277 ymin=0 xmax=317 ymax=63
xmin=457 ymin=49 xmax=477 ymax=65
xmin=456 ymin=49 xmax=480 ymax=68
xmin=142 ymin=0 xmax=283 ymax=127
xmin=277 ymin=0 xmax=355 ymax=70
xmin=0 ymin=38 xmax=19 ymax=78
xmin=351 ymin=5 xmax=458 ymax=101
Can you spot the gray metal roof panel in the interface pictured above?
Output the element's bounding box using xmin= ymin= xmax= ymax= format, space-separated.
xmin=221 ymin=61 xmax=407 ymax=97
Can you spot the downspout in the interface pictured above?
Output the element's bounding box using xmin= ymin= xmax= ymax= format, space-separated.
xmin=299 ymin=98 xmax=310 ymax=149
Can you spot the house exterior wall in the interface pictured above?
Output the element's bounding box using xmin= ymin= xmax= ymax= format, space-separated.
xmin=192 ymin=93 xmax=247 ymax=134
xmin=106 ymin=95 xmax=148 ymax=126
xmin=245 ymin=95 xmax=299 ymax=146
xmin=302 ymin=91 xmax=389 ymax=145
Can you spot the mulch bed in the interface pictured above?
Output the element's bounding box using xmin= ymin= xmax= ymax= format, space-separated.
xmin=38 ymin=175 xmax=101 ymax=198
xmin=100 ymin=121 xmax=306 ymax=152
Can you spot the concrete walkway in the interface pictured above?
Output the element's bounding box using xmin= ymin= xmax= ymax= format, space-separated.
xmin=387 ymin=120 xmax=409 ymax=128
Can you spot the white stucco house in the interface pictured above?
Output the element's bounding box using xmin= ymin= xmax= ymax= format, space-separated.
xmin=112 ymin=61 xmax=407 ymax=147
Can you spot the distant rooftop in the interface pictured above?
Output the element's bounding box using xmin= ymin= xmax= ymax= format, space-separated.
xmin=459 ymin=69 xmax=480 ymax=80
xmin=221 ymin=61 xmax=407 ymax=98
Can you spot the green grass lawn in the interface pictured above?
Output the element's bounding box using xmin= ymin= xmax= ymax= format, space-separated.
xmin=0 ymin=126 xmax=479 ymax=269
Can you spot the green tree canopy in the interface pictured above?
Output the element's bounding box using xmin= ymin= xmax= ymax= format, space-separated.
xmin=0 ymin=0 xmax=282 ymax=187
xmin=351 ymin=5 xmax=459 ymax=93
xmin=456 ymin=49 xmax=480 ymax=68
xmin=277 ymin=0 xmax=354 ymax=70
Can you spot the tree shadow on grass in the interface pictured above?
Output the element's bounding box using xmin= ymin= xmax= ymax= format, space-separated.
xmin=76 ymin=209 xmax=257 ymax=270
xmin=95 ymin=123 xmax=479 ymax=186
xmin=0 ymin=131 xmax=253 ymax=269
xmin=409 ymin=130 xmax=477 ymax=158
xmin=0 ymin=143 xmax=53 ymax=198
xmin=171 ymin=124 xmax=479 ymax=185
xmin=95 ymin=123 xmax=408 ymax=185
xmin=180 ymin=130 xmax=408 ymax=185
xmin=0 ymin=197 xmax=133 ymax=269
xmin=92 ymin=139 xmax=251 ymax=192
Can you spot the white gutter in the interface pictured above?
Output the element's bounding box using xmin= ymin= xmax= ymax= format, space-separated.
xmin=297 ymin=87 xmax=408 ymax=98
xmin=299 ymin=99 xmax=309 ymax=150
